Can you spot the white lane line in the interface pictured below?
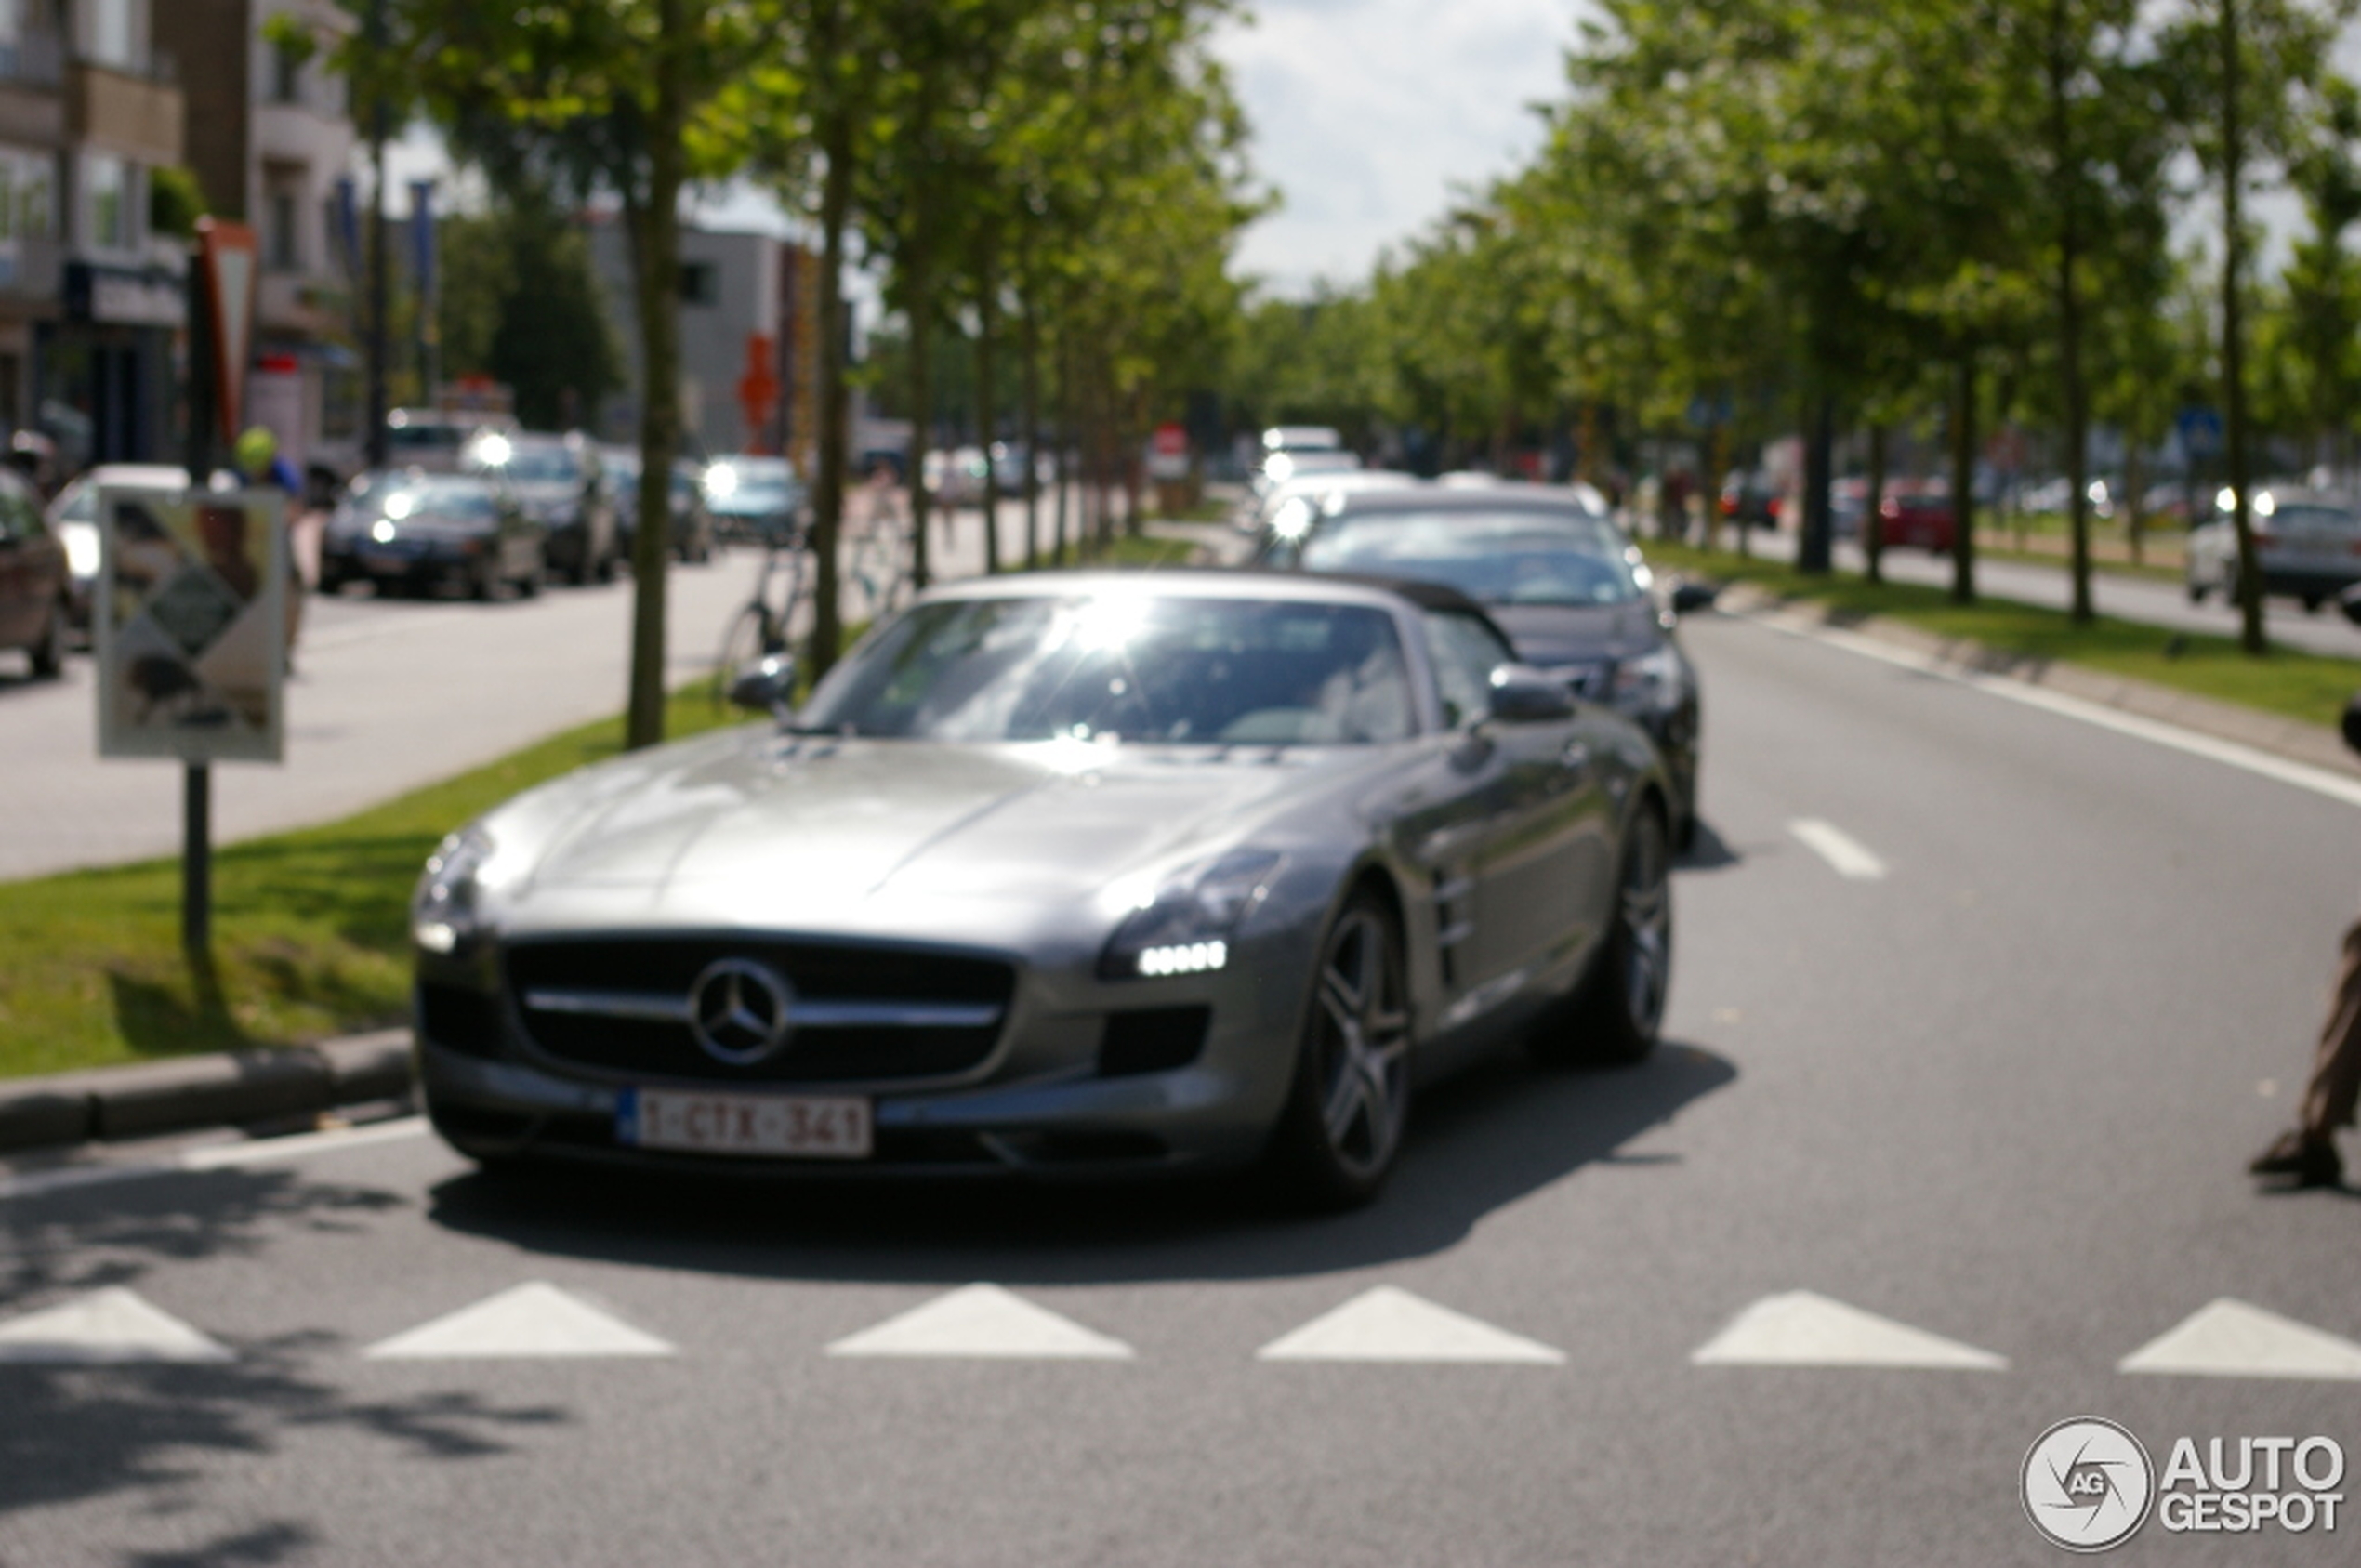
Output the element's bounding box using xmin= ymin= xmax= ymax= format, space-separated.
xmin=1745 ymin=612 xmax=2361 ymax=811
xmin=1788 ymin=819 xmax=1888 ymax=880
xmin=178 ymin=1115 xmax=429 ymax=1170
xmin=1 ymin=1117 xmax=431 ymax=1201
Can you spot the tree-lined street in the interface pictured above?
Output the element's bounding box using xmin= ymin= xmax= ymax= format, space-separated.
xmin=6 ymin=607 xmax=2357 ymax=1566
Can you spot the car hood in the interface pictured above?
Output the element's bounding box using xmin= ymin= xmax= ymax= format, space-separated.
xmin=1484 ymin=601 xmax=1666 ymax=668
xmin=492 ymin=730 xmax=1360 ymax=929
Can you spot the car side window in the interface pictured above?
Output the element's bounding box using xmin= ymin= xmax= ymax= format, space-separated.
xmin=1422 ymin=610 xmax=1516 ymax=728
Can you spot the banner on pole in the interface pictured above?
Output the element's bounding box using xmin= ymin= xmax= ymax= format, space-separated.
xmin=95 ymin=485 xmax=286 ymax=764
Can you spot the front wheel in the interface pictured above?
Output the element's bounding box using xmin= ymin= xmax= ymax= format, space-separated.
xmin=1531 ymin=805 xmax=1670 ymax=1068
xmin=1266 ymin=891 xmax=1412 ymax=1208
xmin=28 ymin=600 xmax=63 ymax=679
xmin=712 ymin=601 xmax=780 ymax=708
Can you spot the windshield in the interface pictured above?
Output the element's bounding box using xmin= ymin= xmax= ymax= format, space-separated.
xmin=799 ymin=594 xmax=1416 ymax=745
xmin=385 ymin=479 xmax=499 ymax=522
xmin=476 ymin=446 xmax=582 ymax=485
xmin=2269 ymin=505 xmax=2361 ymax=532
xmin=1300 ymin=511 xmax=1645 ymax=607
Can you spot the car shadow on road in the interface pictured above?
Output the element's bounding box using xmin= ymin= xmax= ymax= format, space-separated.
xmin=419 ymin=1041 xmax=1736 ymax=1288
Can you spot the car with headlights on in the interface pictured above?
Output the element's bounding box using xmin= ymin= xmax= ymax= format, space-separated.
xmin=0 ymin=464 xmax=67 ymax=677
xmin=320 ymin=471 xmax=545 ymax=600
xmin=705 ymin=455 xmax=805 ymax=544
xmin=412 ymin=572 xmax=1676 ymax=1205
xmin=2187 ymin=486 xmax=2361 ymax=611
xmin=1253 ymin=488 xmax=1704 ymax=849
xmin=465 ymin=430 xmax=617 ymax=586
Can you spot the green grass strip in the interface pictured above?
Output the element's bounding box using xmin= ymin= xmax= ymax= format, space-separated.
xmin=0 ymin=686 xmax=752 ymax=1079
xmin=1643 ymin=541 xmax=2361 ymax=731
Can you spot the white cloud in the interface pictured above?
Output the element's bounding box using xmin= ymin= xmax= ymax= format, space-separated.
xmin=1212 ymin=0 xmax=1589 ymax=296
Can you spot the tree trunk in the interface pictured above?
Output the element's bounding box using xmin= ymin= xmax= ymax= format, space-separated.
xmin=2221 ymin=0 xmax=2267 ymax=653
xmin=2051 ymin=0 xmax=2094 ymax=625
xmin=1020 ymin=287 xmax=1040 ymax=568
xmin=1799 ymin=391 xmax=1834 ymax=573
xmin=973 ymin=247 xmax=1000 ymax=574
xmin=906 ymin=273 xmax=934 ymax=591
xmin=1054 ymin=327 xmax=1073 ymax=565
xmin=1864 ymin=422 xmax=1888 ymax=586
xmin=808 ymin=57 xmax=854 ymax=681
xmin=1950 ymin=351 xmax=1978 ymax=605
xmin=624 ymin=0 xmax=686 ymax=750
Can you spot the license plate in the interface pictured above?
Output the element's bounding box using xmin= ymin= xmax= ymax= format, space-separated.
xmin=617 ymin=1087 xmax=872 ymax=1159
xmin=363 ymin=550 xmax=409 ymax=573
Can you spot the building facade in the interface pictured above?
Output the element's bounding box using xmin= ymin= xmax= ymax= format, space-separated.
xmin=153 ymin=0 xmax=358 ymax=487
xmin=588 ymin=218 xmax=832 ymax=466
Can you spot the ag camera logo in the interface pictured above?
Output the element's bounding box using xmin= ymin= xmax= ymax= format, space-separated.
xmin=2023 ymin=1417 xmax=2155 ymax=1553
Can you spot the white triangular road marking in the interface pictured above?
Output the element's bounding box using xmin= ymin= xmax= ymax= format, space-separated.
xmin=2119 ymin=1298 xmax=2361 ymax=1380
xmin=363 ymin=1282 xmax=675 ymax=1360
xmin=825 ymin=1284 xmax=1134 ymax=1360
xmin=0 ymin=1286 xmax=233 ymax=1364
xmin=1255 ymin=1285 xmax=1565 ymax=1364
xmin=1691 ymin=1290 xmax=2006 ymax=1369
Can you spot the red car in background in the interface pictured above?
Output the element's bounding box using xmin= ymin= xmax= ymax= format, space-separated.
xmin=1877 ymin=483 xmax=1955 ymax=552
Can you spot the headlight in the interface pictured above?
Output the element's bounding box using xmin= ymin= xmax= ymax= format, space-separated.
xmin=412 ymin=824 xmax=495 ymax=955
xmin=61 ymin=521 xmax=99 ymax=580
xmin=1099 ymin=849 xmax=1286 ymax=981
xmin=1610 ymin=644 xmax=1687 ymax=717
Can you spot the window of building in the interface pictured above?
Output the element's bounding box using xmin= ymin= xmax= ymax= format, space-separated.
xmin=270 ymin=39 xmax=300 ymax=104
xmin=86 ymin=153 xmax=127 ymax=249
xmin=679 ymin=260 xmax=718 ymax=306
xmin=87 ymin=0 xmax=133 ymax=70
xmin=266 ymin=186 xmax=299 ymax=270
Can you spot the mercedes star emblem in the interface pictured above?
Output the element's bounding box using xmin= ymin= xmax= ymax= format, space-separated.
xmin=687 ymin=958 xmax=797 ymax=1065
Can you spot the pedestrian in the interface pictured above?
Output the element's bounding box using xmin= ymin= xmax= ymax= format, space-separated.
xmin=233 ymin=426 xmax=307 ymax=667
xmin=2249 ymin=692 xmax=2361 ymax=1188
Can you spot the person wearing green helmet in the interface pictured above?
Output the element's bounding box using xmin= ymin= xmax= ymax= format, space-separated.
xmin=236 ymin=425 xmax=309 ymax=667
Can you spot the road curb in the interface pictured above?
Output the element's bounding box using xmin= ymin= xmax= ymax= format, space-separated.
xmin=1712 ymin=581 xmax=2359 ymax=777
xmin=0 ymin=1030 xmax=415 ymax=1153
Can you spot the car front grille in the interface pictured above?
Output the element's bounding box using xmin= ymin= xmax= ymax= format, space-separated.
xmin=506 ymin=937 xmax=1015 ymax=1085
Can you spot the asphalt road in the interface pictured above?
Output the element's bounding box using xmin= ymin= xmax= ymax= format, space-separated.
xmin=6 ymin=607 xmax=2356 ymax=1567
xmin=1739 ymin=524 xmax=2361 ymax=658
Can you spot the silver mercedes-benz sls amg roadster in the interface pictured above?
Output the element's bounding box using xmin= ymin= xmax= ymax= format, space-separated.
xmin=412 ymin=571 xmax=1676 ymax=1205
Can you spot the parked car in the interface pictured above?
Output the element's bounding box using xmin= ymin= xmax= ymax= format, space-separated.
xmin=411 ymin=572 xmax=1676 ymax=1204
xmin=1877 ymin=483 xmax=1956 ymax=552
xmin=1235 ymin=468 xmax=1427 ymax=537
xmin=0 ymin=464 xmax=66 ymax=677
xmin=602 ymin=447 xmax=715 ymax=565
xmin=1719 ymin=470 xmax=1781 ymax=530
xmin=465 ymin=430 xmax=617 ymax=586
xmin=1256 ymin=447 xmax=1363 ymax=496
xmin=704 ymin=455 xmax=805 ymax=544
xmin=46 ymin=461 xmax=191 ymax=640
xmin=2187 ymin=487 xmax=2361 ymax=611
xmin=319 ymin=471 xmax=546 ymax=600
xmin=1255 ymin=487 xmax=1704 ymax=848
xmin=386 ymin=408 xmax=518 ymax=475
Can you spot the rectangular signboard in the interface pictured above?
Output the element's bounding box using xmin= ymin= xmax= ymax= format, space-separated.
xmin=95 ymin=485 xmax=285 ymax=764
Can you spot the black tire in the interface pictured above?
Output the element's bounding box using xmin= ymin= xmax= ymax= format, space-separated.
xmin=1266 ymin=889 xmax=1413 ymax=1208
xmin=471 ymin=558 xmax=499 ymax=602
xmin=27 ymin=600 xmax=63 ymax=679
xmin=2302 ymin=594 xmax=2325 ymax=614
xmin=2186 ymin=578 xmax=2208 ymax=604
xmin=514 ymin=561 xmax=543 ymax=599
xmin=712 ymin=602 xmax=775 ymax=707
xmin=1531 ymin=804 xmax=1670 ymax=1068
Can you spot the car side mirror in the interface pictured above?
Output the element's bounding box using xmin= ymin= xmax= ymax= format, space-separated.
xmin=1669 ymin=580 xmax=1719 ymax=615
xmin=1486 ymin=665 xmax=1576 ymax=724
xmin=729 ymin=653 xmax=797 ymax=714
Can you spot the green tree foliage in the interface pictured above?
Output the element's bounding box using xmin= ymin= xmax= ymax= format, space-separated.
xmin=438 ymin=193 xmax=623 ymax=432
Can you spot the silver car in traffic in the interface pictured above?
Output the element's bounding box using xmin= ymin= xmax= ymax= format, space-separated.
xmin=413 ymin=572 xmax=1676 ymax=1204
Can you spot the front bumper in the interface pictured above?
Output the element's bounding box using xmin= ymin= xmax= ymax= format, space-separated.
xmin=414 ymin=932 xmax=1312 ymax=1181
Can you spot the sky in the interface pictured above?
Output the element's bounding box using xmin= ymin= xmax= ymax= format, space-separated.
xmin=1211 ymin=0 xmax=1589 ymax=296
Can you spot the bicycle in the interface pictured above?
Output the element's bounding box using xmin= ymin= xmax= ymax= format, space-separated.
xmin=711 ymin=520 xmax=811 ymax=709
xmin=844 ymin=510 xmax=913 ymax=625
